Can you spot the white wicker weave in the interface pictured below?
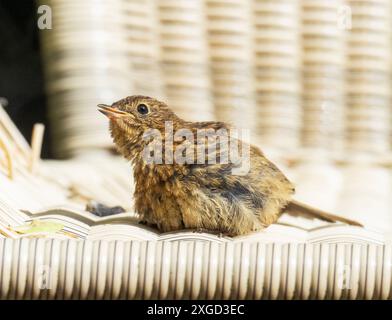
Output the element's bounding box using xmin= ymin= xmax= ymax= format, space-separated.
xmin=301 ymin=0 xmax=346 ymax=152
xmin=38 ymin=0 xmax=132 ymax=157
xmin=0 ymin=239 xmax=391 ymax=300
xmin=345 ymin=0 xmax=392 ymax=154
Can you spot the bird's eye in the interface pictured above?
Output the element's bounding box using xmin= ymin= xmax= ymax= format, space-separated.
xmin=137 ymin=104 xmax=149 ymax=115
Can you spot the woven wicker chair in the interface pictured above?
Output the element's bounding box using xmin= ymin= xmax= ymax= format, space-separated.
xmin=0 ymin=0 xmax=385 ymax=299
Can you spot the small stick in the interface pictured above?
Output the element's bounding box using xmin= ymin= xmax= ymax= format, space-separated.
xmin=29 ymin=123 xmax=45 ymax=174
xmin=0 ymin=225 xmax=18 ymax=239
xmin=0 ymin=105 xmax=31 ymax=160
xmin=0 ymin=136 xmax=13 ymax=179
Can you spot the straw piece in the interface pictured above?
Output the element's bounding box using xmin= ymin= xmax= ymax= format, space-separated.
xmin=0 ymin=222 xmax=18 ymax=239
xmin=0 ymin=105 xmax=31 ymax=161
xmin=0 ymin=136 xmax=13 ymax=179
xmin=29 ymin=123 xmax=45 ymax=174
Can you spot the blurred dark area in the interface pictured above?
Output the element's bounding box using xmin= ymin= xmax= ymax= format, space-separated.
xmin=0 ymin=0 xmax=51 ymax=158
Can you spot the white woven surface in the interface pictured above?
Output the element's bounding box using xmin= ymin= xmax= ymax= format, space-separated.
xmin=0 ymin=239 xmax=391 ymax=299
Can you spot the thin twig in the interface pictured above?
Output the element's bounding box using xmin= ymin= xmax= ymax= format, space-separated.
xmin=0 ymin=105 xmax=31 ymax=161
xmin=29 ymin=123 xmax=45 ymax=174
xmin=0 ymin=136 xmax=13 ymax=179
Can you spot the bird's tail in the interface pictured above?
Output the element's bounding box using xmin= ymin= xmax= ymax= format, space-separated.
xmin=286 ymin=200 xmax=363 ymax=227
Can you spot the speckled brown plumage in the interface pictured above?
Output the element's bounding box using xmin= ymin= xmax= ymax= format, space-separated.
xmin=98 ymin=95 xmax=362 ymax=236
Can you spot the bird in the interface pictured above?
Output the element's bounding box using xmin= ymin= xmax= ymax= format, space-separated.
xmin=98 ymin=95 xmax=362 ymax=236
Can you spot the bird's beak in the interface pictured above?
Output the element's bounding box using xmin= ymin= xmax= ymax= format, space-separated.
xmin=97 ymin=104 xmax=128 ymax=119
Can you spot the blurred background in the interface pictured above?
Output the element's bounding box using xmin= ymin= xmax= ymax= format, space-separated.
xmin=1 ymin=0 xmax=392 ymax=233
xmin=0 ymin=0 xmax=50 ymax=157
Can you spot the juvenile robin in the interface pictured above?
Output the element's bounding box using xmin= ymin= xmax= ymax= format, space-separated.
xmin=98 ymin=95 xmax=362 ymax=236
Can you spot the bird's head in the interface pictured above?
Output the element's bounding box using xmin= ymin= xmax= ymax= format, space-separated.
xmin=98 ymin=95 xmax=183 ymax=160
